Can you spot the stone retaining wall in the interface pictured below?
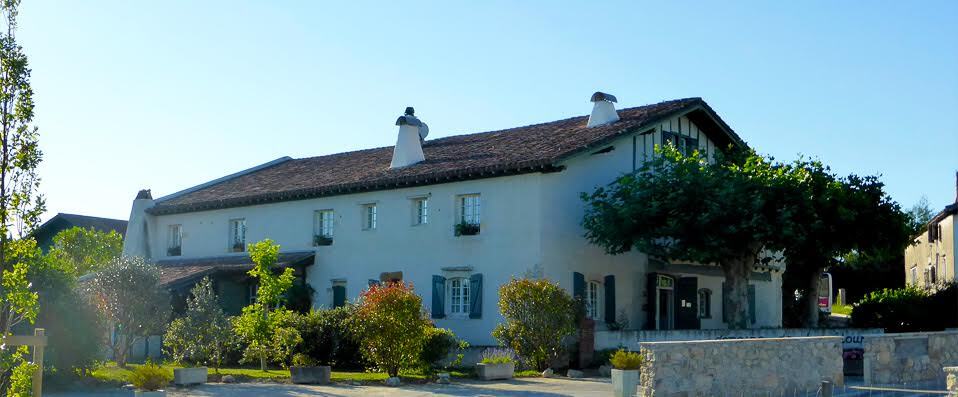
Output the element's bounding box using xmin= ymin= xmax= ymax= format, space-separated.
xmin=638 ymin=336 xmax=843 ymax=396
xmin=862 ymin=331 xmax=958 ymax=385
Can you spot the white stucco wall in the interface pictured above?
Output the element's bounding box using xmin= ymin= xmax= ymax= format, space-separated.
xmin=137 ymin=111 xmax=782 ymax=346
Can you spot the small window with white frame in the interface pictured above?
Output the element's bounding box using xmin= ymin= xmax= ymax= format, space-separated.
xmin=447 ymin=277 xmax=471 ymax=316
xmin=412 ymin=197 xmax=429 ymax=225
xmin=228 ymin=218 xmax=246 ymax=252
xmin=362 ymin=204 xmax=377 ymax=230
xmin=314 ymin=210 xmax=334 ymax=245
xmin=167 ymin=224 xmax=182 ymax=256
xmin=586 ymin=280 xmax=601 ymax=320
xmin=455 ymin=194 xmax=481 ymax=236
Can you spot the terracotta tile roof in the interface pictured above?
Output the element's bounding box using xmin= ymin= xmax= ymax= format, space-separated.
xmin=149 ymin=98 xmax=741 ymax=215
xmin=157 ymin=250 xmax=315 ymax=288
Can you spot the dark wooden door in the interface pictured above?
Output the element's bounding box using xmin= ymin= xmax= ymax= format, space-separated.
xmin=675 ymin=277 xmax=700 ymax=330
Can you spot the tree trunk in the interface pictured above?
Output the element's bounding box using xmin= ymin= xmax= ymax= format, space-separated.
xmin=722 ymin=259 xmax=752 ymax=330
xmin=804 ymin=268 xmax=823 ymax=328
xmin=260 ymin=356 xmax=266 ymax=371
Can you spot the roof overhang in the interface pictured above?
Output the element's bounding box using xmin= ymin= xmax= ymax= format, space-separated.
xmin=157 ymin=250 xmax=315 ymax=290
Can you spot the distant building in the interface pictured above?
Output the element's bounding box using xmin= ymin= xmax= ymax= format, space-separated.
xmin=33 ymin=213 xmax=127 ymax=252
xmin=905 ymin=174 xmax=958 ymax=288
xmin=121 ymin=93 xmax=786 ymax=346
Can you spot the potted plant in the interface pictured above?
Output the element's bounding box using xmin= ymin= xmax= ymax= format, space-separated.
xmin=130 ymin=362 xmax=173 ymax=397
xmin=313 ymin=235 xmax=333 ymax=246
xmin=289 ymin=353 xmax=331 ymax=384
xmin=476 ymin=348 xmax=515 ymax=380
xmin=610 ymin=349 xmax=642 ymax=397
xmin=454 ymin=222 xmax=481 ymax=236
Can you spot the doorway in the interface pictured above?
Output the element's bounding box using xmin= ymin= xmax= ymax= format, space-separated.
xmin=654 ymin=274 xmax=675 ymax=330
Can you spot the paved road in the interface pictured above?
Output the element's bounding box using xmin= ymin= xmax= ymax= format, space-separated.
xmin=47 ymin=377 xmax=613 ymax=397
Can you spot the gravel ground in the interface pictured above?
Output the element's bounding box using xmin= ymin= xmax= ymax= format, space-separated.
xmin=46 ymin=377 xmax=613 ymax=397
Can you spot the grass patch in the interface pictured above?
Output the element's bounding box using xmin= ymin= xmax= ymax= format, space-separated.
xmin=515 ymin=369 xmax=541 ymax=378
xmin=90 ymin=363 xmax=484 ymax=386
xmin=831 ymin=304 xmax=853 ymax=316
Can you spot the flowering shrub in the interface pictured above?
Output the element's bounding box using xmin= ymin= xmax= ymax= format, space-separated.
xmin=349 ymin=282 xmax=430 ymax=377
xmin=609 ymin=350 xmax=642 ymax=370
xmin=129 ymin=361 xmax=172 ymax=391
xmin=480 ymin=348 xmax=515 ymax=365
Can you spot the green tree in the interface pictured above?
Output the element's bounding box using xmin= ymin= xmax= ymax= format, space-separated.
xmin=46 ymin=226 xmax=122 ymax=277
xmin=0 ymin=0 xmax=44 ymax=393
xmin=582 ymin=146 xmax=799 ymax=329
xmin=780 ymin=161 xmax=911 ymax=327
xmin=907 ymin=196 xmax=935 ymax=234
xmin=348 ymin=282 xmax=430 ymax=378
xmin=233 ymin=239 xmax=297 ymax=371
xmin=85 ymin=257 xmax=171 ymax=367
xmin=163 ymin=277 xmax=233 ymax=373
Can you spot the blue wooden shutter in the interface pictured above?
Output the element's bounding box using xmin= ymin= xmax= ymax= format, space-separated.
xmin=573 ymin=272 xmax=585 ymax=301
xmin=332 ymin=285 xmax=346 ymax=308
xmin=469 ymin=273 xmax=483 ymax=319
xmin=604 ymin=275 xmax=616 ymax=324
xmin=431 ymin=275 xmax=446 ymax=319
xmin=748 ymin=284 xmax=756 ymax=324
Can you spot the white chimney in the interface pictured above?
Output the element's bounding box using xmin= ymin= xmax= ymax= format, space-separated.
xmin=587 ymin=92 xmax=619 ymax=127
xmin=390 ymin=107 xmax=429 ymax=168
xmin=122 ymin=189 xmax=155 ymax=259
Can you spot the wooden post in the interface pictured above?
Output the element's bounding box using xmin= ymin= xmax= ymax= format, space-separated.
xmin=32 ymin=328 xmax=44 ymax=397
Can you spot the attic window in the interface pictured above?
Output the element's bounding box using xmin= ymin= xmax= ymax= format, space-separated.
xmin=591 ymin=146 xmax=615 ymax=155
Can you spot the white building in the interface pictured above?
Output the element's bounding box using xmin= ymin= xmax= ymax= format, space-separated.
xmin=122 ymin=93 xmax=783 ymax=346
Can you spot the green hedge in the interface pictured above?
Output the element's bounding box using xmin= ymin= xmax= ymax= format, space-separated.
xmin=851 ymin=282 xmax=957 ymax=332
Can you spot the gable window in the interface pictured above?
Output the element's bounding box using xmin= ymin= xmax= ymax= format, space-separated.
xmin=448 ymin=277 xmax=471 ymax=316
xmin=455 ymin=194 xmax=481 ymax=236
xmin=167 ymin=224 xmax=182 ymax=256
xmin=229 ymin=218 xmax=246 ymax=252
xmin=314 ymin=210 xmax=334 ymax=245
xmin=661 ymin=131 xmax=699 ymax=157
xmin=413 ymin=197 xmax=429 ymax=225
xmin=586 ymin=280 xmax=601 ymax=320
xmin=698 ymin=289 xmax=712 ymax=318
xmin=362 ymin=204 xmax=377 ymax=230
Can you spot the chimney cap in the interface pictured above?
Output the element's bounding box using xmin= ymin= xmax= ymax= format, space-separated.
xmin=591 ymin=92 xmax=617 ymax=103
xmin=135 ymin=189 xmax=153 ymax=200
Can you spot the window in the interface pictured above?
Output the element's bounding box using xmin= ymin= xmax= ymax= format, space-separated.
xmin=229 ymin=219 xmax=246 ymax=252
xmin=586 ymin=280 xmax=601 ymax=320
xmin=332 ymin=281 xmax=346 ymax=308
xmin=911 ymin=266 xmax=918 ymax=285
xmin=460 ymin=194 xmax=480 ymax=224
xmin=448 ymin=277 xmax=470 ymax=315
xmin=661 ymin=131 xmax=699 ymax=156
xmin=698 ymin=289 xmax=712 ymax=318
xmin=413 ymin=197 xmax=429 ymax=225
xmin=167 ymin=224 xmax=182 ymax=256
xmin=314 ymin=210 xmax=334 ymax=245
xmin=248 ymin=284 xmax=258 ymax=305
xmin=362 ymin=204 xmax=377 ymax=230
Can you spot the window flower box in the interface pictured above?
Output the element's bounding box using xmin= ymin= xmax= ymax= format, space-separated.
xmin=167 ymin=246 xmax=181 ymax=257
xmin=454 ymin=222 xmax=480 ymax=236
xmin=313 ymin=235 xmax=333 ymax=246
xmin=173 ymin=367 xmax=207 ymax=386
xmin=231 ymin=242 xmax=245 ymax=252
xmin=476 ymin=362 xmax=514 ymax=380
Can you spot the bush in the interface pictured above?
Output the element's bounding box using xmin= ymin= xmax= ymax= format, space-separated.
xmin=163 ymin=277 xmax=235 ymax=372
xmin=291 ymin=353 xmax=318 ymax=367
xmin=590 ymin=349 xmax=618 ymax=368
xmin=492 ymin=278 xmax=577 ymax=371
xmin=349 ymin=282 xmax=431 ymax=377
xmin=609 ymin=350 xmax=642 ymax=370
xmin=129 ymin=362 xmax=172 ymax=391
xmin=480 ymin=348 xmax=516 ymax=365
xmin=420 ymin=327 xmax=468 ymax=370
xmin=291 ymin=306 xmax=363 ymax=368
xmin=851 ymin=283 xmax=957 ymax=332
xmin=234 ymin=307 xmax=302 ymax=369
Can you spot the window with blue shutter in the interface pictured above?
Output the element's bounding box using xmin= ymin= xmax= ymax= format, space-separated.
xmin=469 ymin=273 xmax=483 ymax=319
xmin=604 ymin=275 xmax=616 ymax=325
xmin=431 ymin=275 xmax=446 ymax=319
xmin=332 ymin=285 xmax=346 ymax=308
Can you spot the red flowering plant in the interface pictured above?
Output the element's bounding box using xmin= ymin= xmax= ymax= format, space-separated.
xmin=348 ymin=282 xmax=431 ymax=378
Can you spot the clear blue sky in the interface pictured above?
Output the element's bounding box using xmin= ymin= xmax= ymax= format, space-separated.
xmin=18 ymin=1 xmax=958 ymax=222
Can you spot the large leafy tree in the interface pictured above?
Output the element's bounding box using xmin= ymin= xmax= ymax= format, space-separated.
xmin=781 ymin=161 xmax=911 ymax=327
xmin=46 ymin=226 xmax=123 ymax=277
xmin=86 ymin=257 xmax=171 ymax=367
xmin=582 ymin=145 xmax=800 ymax=329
